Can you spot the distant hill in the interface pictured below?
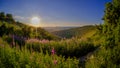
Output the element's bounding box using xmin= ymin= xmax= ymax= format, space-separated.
xmin=42 ymin=27 xmax=75 ymax=32
xmin=52 ymin=25 xmax=96 ymax=39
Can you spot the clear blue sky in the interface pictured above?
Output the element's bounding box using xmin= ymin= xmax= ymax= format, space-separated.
xmin=0 ymin=0 xmax=111 ymax=27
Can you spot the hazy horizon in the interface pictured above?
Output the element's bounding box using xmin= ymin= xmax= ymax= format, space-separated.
xmin=0 ymin=0 xmax=111 ymax=27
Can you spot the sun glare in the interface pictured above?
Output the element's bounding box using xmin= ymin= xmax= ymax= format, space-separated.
xmin=31 ymin=17 xmax=40 ymax=27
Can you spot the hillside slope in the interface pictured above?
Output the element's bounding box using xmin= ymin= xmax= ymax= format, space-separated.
xmin=0 ymin=12 xmax=59 ymax=40
xmin=52 ymin=25 xmax=96 ymax=39
xmin=43 ymin=27 xmax=74 ymax=32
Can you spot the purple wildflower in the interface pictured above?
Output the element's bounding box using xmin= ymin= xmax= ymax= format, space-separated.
xmin=26 ymin=39 xmax=49 ymax=44
xmin=51 ymin=47 xmax=55 ymax=55
xmin=53 ymin=60 xmax=57 ymax=65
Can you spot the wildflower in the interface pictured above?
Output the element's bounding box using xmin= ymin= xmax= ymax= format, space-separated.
xmin=53 ymin=59 xmax=57 ymax=65
xmin=51 ymin=47 xmax=55 ymax=55
xmin=26 ymin=39 xmax=49 ymax=44
xmin=40 ymin=39 xmax=49 ymax=43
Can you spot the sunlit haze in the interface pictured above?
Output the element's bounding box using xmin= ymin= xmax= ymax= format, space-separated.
xmin=0 ymin=0 xmax=111 ymax=27
xmin=31 ymin=17 xmax=40 ymax=27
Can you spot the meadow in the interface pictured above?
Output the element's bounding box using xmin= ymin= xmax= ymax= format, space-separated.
xmin=0 ymin=37 xmax=97 ymax=68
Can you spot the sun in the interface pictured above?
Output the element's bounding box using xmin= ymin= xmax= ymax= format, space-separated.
xmin=31 ymin=17 xmax=40 ymax=27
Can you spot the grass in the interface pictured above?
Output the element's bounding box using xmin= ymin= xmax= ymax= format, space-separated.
xmin=0 ymin=43 xmax=79 ymax=68
xmin=0 ymin=37 xmax=98 ymax=68
xmin=26 ymin=38 xmax=96 ymax=58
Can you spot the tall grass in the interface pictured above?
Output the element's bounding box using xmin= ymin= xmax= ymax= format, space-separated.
xmin=26 ymin=38 xmax=96 ymax=58
xmin=0 ymin=37 xmax=96 ymax=68
xmin=0 ymin=45 xmax=79 ymax=68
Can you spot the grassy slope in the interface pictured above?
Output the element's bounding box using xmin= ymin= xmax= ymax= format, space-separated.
xmin=52 ymin=25 xmax=96 ymax=39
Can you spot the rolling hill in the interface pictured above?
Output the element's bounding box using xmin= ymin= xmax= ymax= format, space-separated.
xmin=52 ymin=25 xmax=97 ymax=39
xmin=42 ymin=27 xmax=75 ymax=32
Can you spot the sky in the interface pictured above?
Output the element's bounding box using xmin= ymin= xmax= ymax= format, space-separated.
xmin=0 ymin=0 xmax=111 ymax=27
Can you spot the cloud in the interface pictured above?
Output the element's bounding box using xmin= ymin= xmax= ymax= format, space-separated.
xmin=13 ymin=15 xmax=30 ymax=23
xmin=14 ymin=16 xmax=25 ymax=19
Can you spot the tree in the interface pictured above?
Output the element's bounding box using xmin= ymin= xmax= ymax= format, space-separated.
xmin=6 ymin=14 xmax=15 ymax=23
xmin=0 ymin=24 xmax=6 ymax=36
xmin=101 ymin=0 xmax=120 ymax=48
xmin=0 ymin=12 xmax=5 ymax=22
xmin=86 ymin=0 xmax=120 ymax=67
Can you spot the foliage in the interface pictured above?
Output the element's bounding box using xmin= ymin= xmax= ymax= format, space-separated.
xmin=0 ymin=12 xmax=15 ymax=23
xmin=86 ymin=45 xmax=120 ymax=68
xmin=86 ymin=0 xmax=120 ymax=67
xmin=99 ymin=0 xmax=120 ymax=48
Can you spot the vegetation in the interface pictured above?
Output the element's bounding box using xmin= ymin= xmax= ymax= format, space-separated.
xmin=0 ymin=0 xmax=120 ymax=68
xmin=0 ymin=12 xmax=97 ymax=68
xmin=0 ymin=12 xmax=59 ymax=46
xmin=26 ymin=38 xmax=96 ymax=58
xmin=86 ymin=0 xmax=120 ymax=67
xmin=0 ymin=39 xmax=79 ymax=68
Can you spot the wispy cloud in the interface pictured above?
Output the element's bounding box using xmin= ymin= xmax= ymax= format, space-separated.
xmin=14 ymin=16 xmax=25 ymax=20
xmin=14 ymin=15 xmax=30 ymax=23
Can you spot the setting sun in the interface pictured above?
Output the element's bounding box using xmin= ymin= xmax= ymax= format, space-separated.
xmin=31 ymin=17 xmax=40 ymax=27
